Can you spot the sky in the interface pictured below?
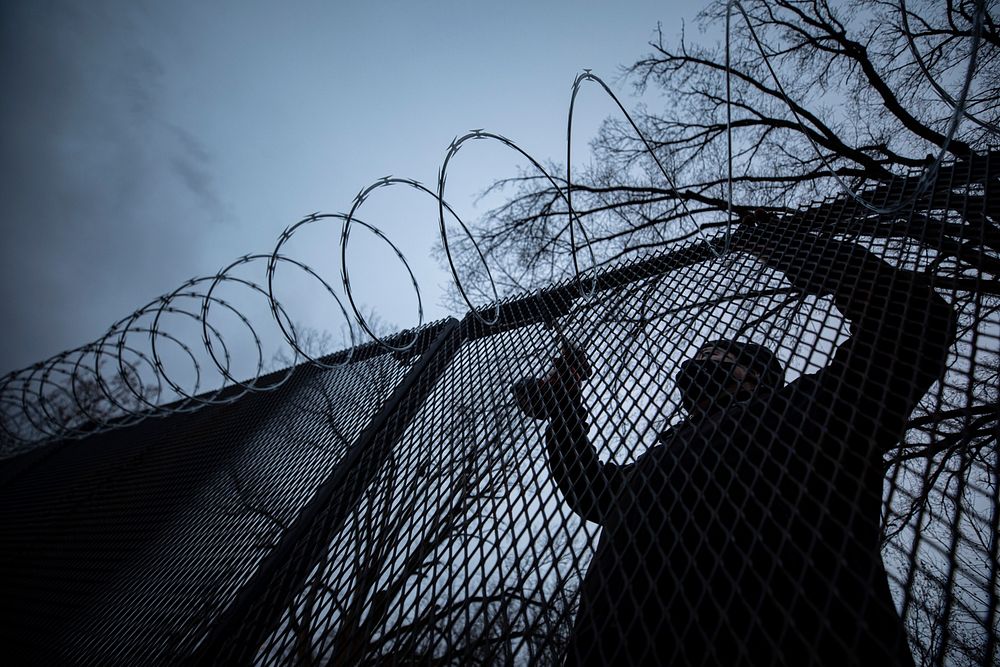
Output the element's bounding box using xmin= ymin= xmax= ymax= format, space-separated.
xmin=0 ymin=0 xmax=703 ymax=382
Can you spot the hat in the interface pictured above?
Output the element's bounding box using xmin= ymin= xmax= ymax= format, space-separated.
xmin=697 ymin=339 xmax=785 ymax=389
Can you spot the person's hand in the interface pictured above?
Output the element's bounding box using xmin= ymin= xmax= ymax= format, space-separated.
xmin=550 ymin=340 xmax=592 ymax=387
xmin=728 ymin=208 xmax=783 ymax=256
xmin=512 ymin=342 xmax=592 ymax=420
xmin=729 ymin=208 xmax=831 ymax=276
xmin=730 ymin=209 xmax=886 ymax=299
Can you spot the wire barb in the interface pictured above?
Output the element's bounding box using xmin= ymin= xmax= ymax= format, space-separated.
xmin=0 ymin=1 xmax=991 ymax=452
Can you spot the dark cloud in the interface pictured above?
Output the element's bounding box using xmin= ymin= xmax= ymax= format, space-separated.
xmin=0 ymin=1 xmax=227 ymax=374
xmin=0 ymin=0 xmax=680 ymax=380
xmin=166 ymin=123 xmax=225 ymax=223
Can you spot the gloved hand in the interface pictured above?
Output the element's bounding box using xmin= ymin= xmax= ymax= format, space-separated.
xmin=728 ymin=208 xmax=790 ymax=255
xmin=728 ymin=208 xmax=841 ymax=297
xmin=512 ymin=341 xmax=592 ymax=420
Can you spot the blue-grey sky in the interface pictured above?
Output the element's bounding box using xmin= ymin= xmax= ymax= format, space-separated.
xmin=1 ymin=0 xmax=700 ymax=379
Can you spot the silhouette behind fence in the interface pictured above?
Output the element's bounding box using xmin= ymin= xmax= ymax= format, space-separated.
xmin=0 ymin=154 xmax=997 ymax=665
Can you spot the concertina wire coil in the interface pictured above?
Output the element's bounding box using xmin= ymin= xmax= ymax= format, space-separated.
xmin=1 ymin=0 xmax=995 ymax=451
xmin=0 ymin=2 xmax=998 ymax=665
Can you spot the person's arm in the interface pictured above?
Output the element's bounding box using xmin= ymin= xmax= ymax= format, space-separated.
xmin=513 ymin=345 xmax=631 ymax=524
xmin=544 ymin=396 xmax=632 ymax=525
xmin=735 ymin=214 xmax=957 ymax=447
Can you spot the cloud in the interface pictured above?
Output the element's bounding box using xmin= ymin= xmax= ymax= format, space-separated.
xmin=0 ymin=1 xmax=227 ymax=374
xmin=166 ymin=123 xmax=227 ymax=223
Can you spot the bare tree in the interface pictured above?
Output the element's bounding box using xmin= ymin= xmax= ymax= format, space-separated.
xmin=188 ymin=341 xmax=583 ymax=665
xmin=460 ymin=0 xmax=998 ymax=287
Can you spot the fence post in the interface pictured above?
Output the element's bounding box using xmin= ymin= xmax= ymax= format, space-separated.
xmin=190 ymin=317 xmax=464 ymax=665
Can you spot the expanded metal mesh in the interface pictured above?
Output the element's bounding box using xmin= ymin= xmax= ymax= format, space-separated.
xmin=0 ymin=339 xmax=418 ymax=664
xmin=1 ymin=155 xmax=997 ymax=666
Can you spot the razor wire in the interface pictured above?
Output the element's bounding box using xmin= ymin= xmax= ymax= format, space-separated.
xmin=0 ymin=142 xmax=997 ymax=666
xmin=0 ymin=0 xmax=993 ymax=454
xmin=0 ymin=3 xmax=995 ymax=660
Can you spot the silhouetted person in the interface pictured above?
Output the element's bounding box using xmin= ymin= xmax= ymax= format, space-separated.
xmin=513 ymin=214 xmax=955 ymax=666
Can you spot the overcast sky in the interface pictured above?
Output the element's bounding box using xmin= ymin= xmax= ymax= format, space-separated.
xmin=0 ymin=0 xmax=701 ymax=380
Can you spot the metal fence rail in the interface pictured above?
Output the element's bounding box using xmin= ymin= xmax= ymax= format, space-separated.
xmin=1 ymin=154 xmax=997 ymax=666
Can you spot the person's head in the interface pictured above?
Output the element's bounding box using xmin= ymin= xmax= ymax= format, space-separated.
xmin=674 ymin=340 xmax=784 ymax=416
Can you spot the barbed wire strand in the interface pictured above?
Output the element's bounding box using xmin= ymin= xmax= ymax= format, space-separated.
xmin=0 ymin=0 xmax=990 ymax=450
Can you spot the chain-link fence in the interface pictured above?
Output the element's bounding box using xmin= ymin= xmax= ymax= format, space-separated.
xmin=1 ymin=154 xmax=997 ymax=666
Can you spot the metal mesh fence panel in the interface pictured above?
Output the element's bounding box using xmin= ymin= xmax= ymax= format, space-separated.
xmin=0 ymin=332 xmax=424 ymax=664
xmin=1 ymin=154 xmax=998 ymax=665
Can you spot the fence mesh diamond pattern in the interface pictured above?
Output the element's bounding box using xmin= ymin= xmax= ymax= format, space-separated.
xmin=1 ymin=154 xmax=997 ymax=666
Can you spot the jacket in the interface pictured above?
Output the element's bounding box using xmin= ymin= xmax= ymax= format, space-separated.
xmin=546 ymin=236 xmax=956 ymax=666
